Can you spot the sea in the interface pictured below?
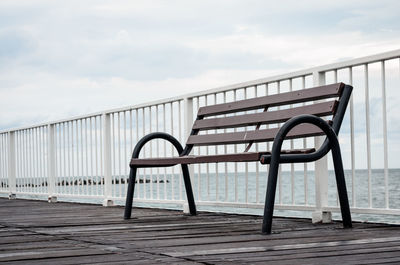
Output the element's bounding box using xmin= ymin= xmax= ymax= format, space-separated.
xmin=1 ymin=169 xmax=399 ymax=224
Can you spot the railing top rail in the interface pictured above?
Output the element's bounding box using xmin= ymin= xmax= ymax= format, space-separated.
xmin=314 ymin=48 xmax=400 ymax=72
xmin=0 ymin=112 xmax=104 ymax=134
xmin=183 ymin=49 xmax=400 ymax=99
xmin=1 ymin=49 xmax=399 ymax=134
xmin=0 ymin=97 xmax=187 ymax=134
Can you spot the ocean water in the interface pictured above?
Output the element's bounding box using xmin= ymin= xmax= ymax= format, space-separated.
xmin=2 ymin=169 xmax=400 ymax=224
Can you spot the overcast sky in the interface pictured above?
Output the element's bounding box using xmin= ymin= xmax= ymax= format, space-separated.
xmin=1 ymin=0 xmax=400 ymax=131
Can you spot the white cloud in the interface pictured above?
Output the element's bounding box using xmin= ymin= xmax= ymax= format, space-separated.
xmin=0 ymin=0 xmax=399 ymax=135
xmin=0 ymin=68 xmax=275 ymax=129
xmin=185 ymin=31 xmax=400 ymax=68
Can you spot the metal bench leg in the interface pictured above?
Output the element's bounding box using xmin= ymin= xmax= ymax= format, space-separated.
xmin=124 ymin=166 xmax=137 ymax=219
xmin=181 ymin=164 xmax=197 ymax=215
xmin=330 ymin=138 xmax=352 ymax=228
xmin=262 ymin=153 xmax=280 ymax=234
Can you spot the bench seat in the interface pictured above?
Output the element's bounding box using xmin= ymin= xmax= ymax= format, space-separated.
xmin=130 ymin=148 xmax=315 ymax=167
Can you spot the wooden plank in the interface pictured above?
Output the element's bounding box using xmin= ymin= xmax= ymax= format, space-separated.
xmin=161 ymin=236 xmax=400 ymax=257
xmin=130 ymin=152 xmax=265 ymax=167
xmin=248 ymin=251 xmax=400 ymax=265
xmin=193 ymin=100 xmax=337 ymax=130
xmin=1 ymin=251 xmax=196 ymax=265
xmin=0 ymin=249 xmax=110 ymax=262
xmin=1 ymin=198 xmax=400 ymax=265
xmin=197 ymin=83 xmax=344 ymax=117
xmin=0 ymin=240 xmax=79 ymax=251
xmin=0 ymin=235 xmax=56 ymax=244
xmin=130 ymin=149 xmax=315 ymax=167
xmin=187 ymin=123 xmax=325 ymax=146
xmin=114 ymin=231 xmax=400 ymax=249
xmin=1 ymin=254 xmax=145 ymax=265
xmin=190 ymin=241 xmax=400 ymax=263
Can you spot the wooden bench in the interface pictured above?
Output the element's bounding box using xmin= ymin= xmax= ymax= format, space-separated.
xmin=124 ymin=82 xmax=353 ymax=234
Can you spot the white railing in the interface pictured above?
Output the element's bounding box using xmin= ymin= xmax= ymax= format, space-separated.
xmin=1 ymin=49 xmax=400 ymax=222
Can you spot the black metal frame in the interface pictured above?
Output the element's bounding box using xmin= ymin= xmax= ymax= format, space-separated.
xmin=260 ymin=84 xmax=353 ymax=234
xmin=124 ymin=132 xmax=196 ymax=219
xmin=260 ymin=115 xmax=352 ymax=234
xmin=124 ymin=84 xmax=353 ymax=235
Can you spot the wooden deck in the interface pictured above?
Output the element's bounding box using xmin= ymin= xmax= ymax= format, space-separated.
xmin=1 ymin=198 xmax=400 ymax=265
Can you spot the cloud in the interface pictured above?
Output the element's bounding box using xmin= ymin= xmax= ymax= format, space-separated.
xmin=0 ymin=0 xmax=399 ymax=139
xmin=0 ymin=29 xmax=36 ymax=63
xmin=185 ymin=30 xmax=400 ymax=68
xmin=0 ymin=68 xmax=276 ymax=130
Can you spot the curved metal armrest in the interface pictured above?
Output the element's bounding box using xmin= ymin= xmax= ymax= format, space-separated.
xmin=260 ymin=115 xmax=334 ymax=164
xmin=125 ymin=132 xmax=197 ymax=218
xmin=131 ymin=132 xmax=184 ymax=160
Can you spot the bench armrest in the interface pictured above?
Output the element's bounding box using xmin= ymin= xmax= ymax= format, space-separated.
xmin=260 ymin=114 xmax=334 ymax=164
xmin=131 ymin=132 xmax=185 ymax=160
xmin=126 ymin=132 xmax=197 ymax=218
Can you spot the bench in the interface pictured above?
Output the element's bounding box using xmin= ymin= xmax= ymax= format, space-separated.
xmin=124 ymin=82 xmax=353 ymax=234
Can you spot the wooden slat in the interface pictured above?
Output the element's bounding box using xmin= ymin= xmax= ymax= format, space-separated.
xmin=130 ymin=148 xmax=315 ymax=167
xmin=193 ymin=100 xmax=337 ymax=130
xmin=187 ymin=123 xmax=325 ymax=146
xmin=131 ymin=152 xmax=265 ymax=166
xmin=197 ymin=83 xmax=344 ymax=117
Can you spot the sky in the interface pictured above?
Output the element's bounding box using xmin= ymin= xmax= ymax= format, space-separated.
xmin=1 ymin=0 xmax=400 ymax=131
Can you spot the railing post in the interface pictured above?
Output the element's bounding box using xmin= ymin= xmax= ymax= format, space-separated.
xmin=47 ymin=124 xmax=57 ymax=202
xmin=8 ymin=131 xmax=16 ymax=199
xmin=183 ymin=97 xmax=194 ymax=213
xmin=102 ymin=113 xmax=114 ymax=206
xmin=312 ymin=71 xmax=331 ymax=223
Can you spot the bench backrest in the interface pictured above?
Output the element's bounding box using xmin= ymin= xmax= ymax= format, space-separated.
xmin=183 ymin=83 xmax=352 ymax=154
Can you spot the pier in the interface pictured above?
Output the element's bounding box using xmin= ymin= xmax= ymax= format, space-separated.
xmin=1 ymin=50 xmax=400 ymax=264
xmin=1 ymin=198 xmax=400 ymax=264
